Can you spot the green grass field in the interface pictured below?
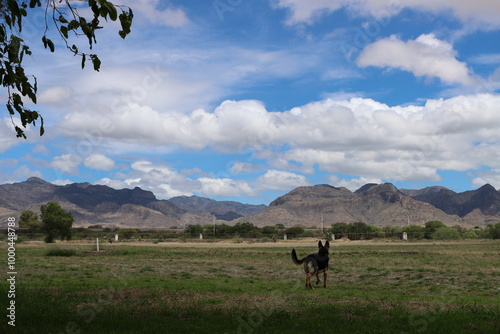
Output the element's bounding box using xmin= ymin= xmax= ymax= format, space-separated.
xmin=1 ymin=239 xmax=499 ymax=333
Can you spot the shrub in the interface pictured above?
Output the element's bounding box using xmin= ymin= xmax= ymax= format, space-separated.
xmin=118 ymin=228 xmax=139 ymax=239
xmin=463 ymin=231 xmax=479 ymax=239
xmin=403 ymin=225 xmax=426 ymax=240
xmin=367 ymin=225 xmax=385 ymax=239
xmin=432 ymin=227 xmax=461 ymax=240
xmin=425 ymin=221 xmax=446 ymax=239
xmin=185 ymin=224 xmax=203 ymax=237
xmin=486 ymin=223 xmax=500 ymax=239
xmin=284 ymin=226 xmax=305 ymax=238
xmin=298 ymin=230 xmax=314 ymax=238
xmin=46 ymin=248 xmax=77 ymax=257
xmin=328 ymin=222 xmax=350 ymax=239
xmin=383 ymin=226 xmax=403 ymax=239
xmin=88 ymin=225 xmax=103 ymax=229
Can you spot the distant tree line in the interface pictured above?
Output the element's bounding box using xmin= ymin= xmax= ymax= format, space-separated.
xmin=182 ymin=220 xmax=500 ymax=241
xmin=328 ymin=220 xmax=500 ymax=240
xmin=185 ymin=222 xmax=311 ymax=240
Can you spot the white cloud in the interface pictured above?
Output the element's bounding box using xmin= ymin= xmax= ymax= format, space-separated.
xmin=38 ymin=86 xmax=73 ymax=105
xmin=129 ymin=161 xmax=192 ymax=192
xmin=198 ymin=177 xmax=255 ymax=198
xmin=122 ymin=0 xmax=190 ymax=27
xmin=274 ymin=0 xmax=344 ymax=25
xmin=230 ymin=161 xmax=259 ymax=174
xmin=95 ymin=177 xmax=133 ymax=190
xmin=471 ymin=170 xmax=500 ymax=190
xmin=52 ymin=179 xmax=74 ymax=186
xmin=157 ymin=183 xmax=193 ymax=199
xmin=51 ymin=154 xmax=82 ymax=174
xmin=95 ymin=160 xmax=200 ymax=200
xmin=12 ymin=165 xmax=43 ymax=180
xmin=357 ymin=34 xmax=476 ymax=85
xmin=0 ymin=118 xmax=19 ymax=153
xmin=32 ymin=144 xmax=50 ymax=155
xmin=61 ymin=99 xmax=276 ymax=151
xmin=56 ymin=92 xmax=500 ymax=186
xmin=84 ymin=154 xmax=115 ymax=171
xmin=256 ymin=170 xmax=309 ymax=190
xmin=275 ymin=0 xmax=500 ymax=28
xmin=470 ymin=53 xmax=500 ymax=65
xmin=335 ymin=177 xmax=383 ymax=192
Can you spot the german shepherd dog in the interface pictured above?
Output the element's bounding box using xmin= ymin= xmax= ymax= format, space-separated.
xmin=291 ymin=240 xmax=330 ymax=289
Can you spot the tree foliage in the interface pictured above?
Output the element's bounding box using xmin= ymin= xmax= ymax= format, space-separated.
xmin=424 ymin=220 xmax=446 ymax=239
xmin=117 ymin=228 xmax=138 ymax=239
xmin=328 ymin=221 xmax=376 ymax=240
xmin=402 ymin=225 xmax=426 ymax=240
xmin=432 ymin=227 xmax=461 ymax=240
xmin=284 ymin=226 xmax=304 ymax=238
xmin=40 ymin=201 xmax=74 ymax=243
xmin=19 ymin=209 xmax=41 ymax=230
xmin=185 ymin=224 xmax=203 ymax=237
xmin=486 ymin=223 xmax=500 ymax=239
xmin=1 ymin=0 xmax=133 ymax=138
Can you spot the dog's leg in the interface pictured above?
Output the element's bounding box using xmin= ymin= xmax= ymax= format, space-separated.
xmin=315 ymin=273 xmax=320 ymax=285
xmin=306 ymin=273 xmax=315 ymax=289
xmin=323 ymin=271 xmax=328 ymax=288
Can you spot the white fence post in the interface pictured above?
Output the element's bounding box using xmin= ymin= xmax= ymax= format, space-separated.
xmin=402 ymin=232 xmax=408 ymax=241
xmin=96 ymin=238 xmax=100 ymax=252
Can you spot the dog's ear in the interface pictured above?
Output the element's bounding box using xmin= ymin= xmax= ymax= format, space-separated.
xmin=318 ymin=240 xmax=323 ymax=248
xmin=325 ymin=240 xmax=330 ymax=249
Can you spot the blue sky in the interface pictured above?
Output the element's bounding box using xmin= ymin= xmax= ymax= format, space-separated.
xmin=2 ymin=0 xmax=500 ymax=205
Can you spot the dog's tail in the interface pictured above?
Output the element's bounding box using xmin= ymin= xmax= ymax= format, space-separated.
xmin=291 ymin=249 xmax=304 ymax=265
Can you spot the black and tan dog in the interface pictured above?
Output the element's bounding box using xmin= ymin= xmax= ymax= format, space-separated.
xmin=291 ymin=240 xmax=330 ymax=289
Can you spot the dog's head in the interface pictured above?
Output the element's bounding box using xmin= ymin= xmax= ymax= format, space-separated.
xmin=318 ymin=240 xmax=330 ymax=257
xmin=318 ymin=240 xmax=330 ymax=250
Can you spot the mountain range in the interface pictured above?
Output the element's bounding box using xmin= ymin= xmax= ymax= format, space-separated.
xmin=1 ymin=177 xmax=499 ymax=228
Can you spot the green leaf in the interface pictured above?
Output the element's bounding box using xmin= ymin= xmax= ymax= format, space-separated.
xmin=7 ymin=104 xmax=15 ymax=115
xmin=41 ymin=36 xmax=53 ymax=51
xmin=118 ymin=10 xmax=133 ymax=39
xmin=90 ymin=2 xmax=100 ymax=16
xmin=90 ymin=54 xmax=101 ymax=71
xmin=67 ymin=19 xmax=79 ymax=31
xmin=39 ymin=116 xmax=44 ymax=136
xmin=99 ymin=3 xmax=108 ymax=19
xmin=29 ymin=1 xmax=41 ymax=9
xmin=106 ymin=3 xmax=118 ymax=21
xmin=60 ymin=26 xmax=68 ymax=39
xmin=58 ymin=15 xmax=68 ymax=24
xmin=15 ymin=126 xmax=26 ymax=139
xmin=47 ymin=39 xmax=54 ymax=52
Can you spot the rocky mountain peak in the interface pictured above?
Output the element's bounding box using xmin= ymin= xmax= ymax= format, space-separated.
xmin=354 ymin=183 xmax=378 ymax=193
xmin=358 ymin=183 xmax=402 ymax=203
xmin=359 ymin=183 xmax=398 ymax=194
xmin=477 ymin=184 xmax=497 ymax=194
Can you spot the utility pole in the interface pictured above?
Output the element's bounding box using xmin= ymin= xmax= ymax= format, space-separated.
xmin=321 ymin=213 xmax=324 ymax=234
